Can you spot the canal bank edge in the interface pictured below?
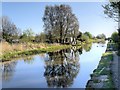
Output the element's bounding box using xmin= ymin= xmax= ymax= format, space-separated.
xmin=1 ymin=39 xmax=104 ymax=62
xmin=1 ymin=45 xmax=73 ymax=62
xmin=86 ymin=42 xmax=116 ymax=89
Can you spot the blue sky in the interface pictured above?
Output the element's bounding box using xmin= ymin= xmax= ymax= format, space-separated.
xmin=2 ymin=2 xmax=118 ymax=37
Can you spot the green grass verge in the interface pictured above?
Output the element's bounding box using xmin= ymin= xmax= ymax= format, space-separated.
xmin=1 ymin=45 xmax=72 ymax=62
xmin=87 ymin=41 xmax=116 ymax=89
xmin=91 ymin=51 xmax=114 ymax=88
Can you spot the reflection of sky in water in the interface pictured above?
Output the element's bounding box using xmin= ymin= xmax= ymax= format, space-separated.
xmin=71 ymin=43 xmax=107 ymax=88
xmin=2 ymin=42 xmax=107 ymax=88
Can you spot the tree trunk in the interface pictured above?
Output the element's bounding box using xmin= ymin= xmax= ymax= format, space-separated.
xmin=60 ymin=22 xmax=63 ymax=44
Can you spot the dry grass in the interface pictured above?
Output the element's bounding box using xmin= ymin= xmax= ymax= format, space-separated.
xmin=0 ymin=41 xmax=52 ymax=56
xmin=0 ymin=41 xmax=71 ymax=61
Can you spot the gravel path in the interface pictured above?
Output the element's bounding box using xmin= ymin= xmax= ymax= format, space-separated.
xmin=112 ymin=52 xmax=119 ymax=90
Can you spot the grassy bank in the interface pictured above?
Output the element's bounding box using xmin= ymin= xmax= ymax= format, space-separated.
xmin=0 ymin=39 xmax=104 ymax=62
xmin=86 ymin=42 xmax=115 ymax=89
xmin=92 ymin=39 xmax=105 ymax=43
xmin=0 ymin=42 xmax=72 ymax=62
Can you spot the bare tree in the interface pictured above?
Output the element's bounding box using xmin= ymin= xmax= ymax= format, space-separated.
xmin=2 ymin=16 xmax=20 ymax=43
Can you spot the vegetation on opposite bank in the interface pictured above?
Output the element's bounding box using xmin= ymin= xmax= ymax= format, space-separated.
xmin=1 ymin=42 xmax=73 ymax=62
xmin=1 ymin=38 xmax=105 ymax=62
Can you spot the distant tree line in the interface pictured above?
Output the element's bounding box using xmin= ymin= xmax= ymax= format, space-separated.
xmin=1 ymin=16 xmax=106 ymax=44
xmin=1 ymin=16 xmax=46 ymax=43
xmin=1 ymin=4 xmax=106 ymax=45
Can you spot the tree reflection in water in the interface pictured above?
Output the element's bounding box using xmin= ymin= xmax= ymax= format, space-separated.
xmin=82 ymin=42 xmax=92 ymax=52
xmin=44 ymin=48 xmax=82 ymax=88
xmin=2 ymin=61 xmax=17 ymax=81
xmin=2 ymin=55 xmax=34 ymax=81
xmin=23 ymin=56 xmax=34 ymax=64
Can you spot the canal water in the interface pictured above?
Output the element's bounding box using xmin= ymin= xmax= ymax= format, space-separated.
xmin=2 ymin=42 xmax=107 ymax=88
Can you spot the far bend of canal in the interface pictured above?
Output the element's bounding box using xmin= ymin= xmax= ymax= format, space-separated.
xmin=2 ymin=42 xmax=107 ymax=88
